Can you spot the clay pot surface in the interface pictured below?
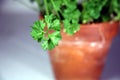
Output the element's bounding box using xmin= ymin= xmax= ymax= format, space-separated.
xmin=49 ymin=21 xmax=119 ymax=80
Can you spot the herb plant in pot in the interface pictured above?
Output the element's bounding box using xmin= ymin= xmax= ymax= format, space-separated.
xmin=30 ymin=0 xmax=120 ymax=80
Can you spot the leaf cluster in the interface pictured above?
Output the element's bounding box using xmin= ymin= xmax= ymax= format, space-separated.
xmin=31 ymin=14 xmax=61 ymax=50
xmin=30 ymin=0 xmax=120 ymax=50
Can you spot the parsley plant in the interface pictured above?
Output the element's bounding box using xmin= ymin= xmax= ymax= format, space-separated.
xmin=30 ymin=0 xmax=120 ymax=50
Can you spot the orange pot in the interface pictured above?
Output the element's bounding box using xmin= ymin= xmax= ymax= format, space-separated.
xmin=49 ymin=21 xmax=119 ymax=80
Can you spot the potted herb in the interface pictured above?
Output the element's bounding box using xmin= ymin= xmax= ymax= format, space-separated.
xmin=30 ymin=0 xmax=120 ymax=80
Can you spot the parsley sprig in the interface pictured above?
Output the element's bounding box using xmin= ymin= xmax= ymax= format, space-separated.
xmin=31 ymin=14 xmax=61 ymax=50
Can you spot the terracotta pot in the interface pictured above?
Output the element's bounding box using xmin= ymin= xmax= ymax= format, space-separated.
xmin=49 ymin=21 xmax=119 ymax=80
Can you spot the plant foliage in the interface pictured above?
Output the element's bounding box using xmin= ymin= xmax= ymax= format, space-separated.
xmin=30 ymin=0 xmax=120 ymax=50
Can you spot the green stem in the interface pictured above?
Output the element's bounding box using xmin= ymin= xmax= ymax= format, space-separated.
xmin=44 ymin=0 xmax=49 ymax=15
xmin=50 ymin=0 xmax=60 ymax=19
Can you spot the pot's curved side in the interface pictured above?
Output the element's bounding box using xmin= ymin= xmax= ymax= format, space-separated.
xmin=49 ymin=21 xmax=119 ymax=80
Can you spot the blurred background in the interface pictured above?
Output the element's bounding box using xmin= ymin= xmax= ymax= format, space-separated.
xmin=0 ymin=0 xmax=120 ymax=80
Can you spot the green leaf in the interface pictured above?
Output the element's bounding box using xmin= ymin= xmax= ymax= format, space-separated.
xmin=47 ymin=39 xmax=55 ymax=50
xmin=41 ymin=40 xmax=48 ymax=50
xmin=63 ymin=8 xmax=81 ymax=21
xmin=49 ymin=31 xmax=61 ymax=46
xmin=30 ymin=20 xmax=45 ymax=42
xmin=44 ymin=14 xmax=53 ymax=28
xmin=63 ymin=0 xmax=78 ymax=9
xmin=31 ymin=14 xmax=61 ymax=50
xmin=63 ymin=19 xmax=80 ymax=35
xmin=41 ymin=38 xmax=55 ymax=50
xmin=110 ymin=0 xmax=120 ymax=20
xmin=41 ymin=31 xmax=61 ymax=50
xmin=51 ymin=19 xmax=61 ymax=30
xmin=53 ymin=0 xmax=62 ymax=11
xmin=81 ymin=0 xmax=108 ymax=23
xmin=44 ymin=14 xmax=61 ymax=30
